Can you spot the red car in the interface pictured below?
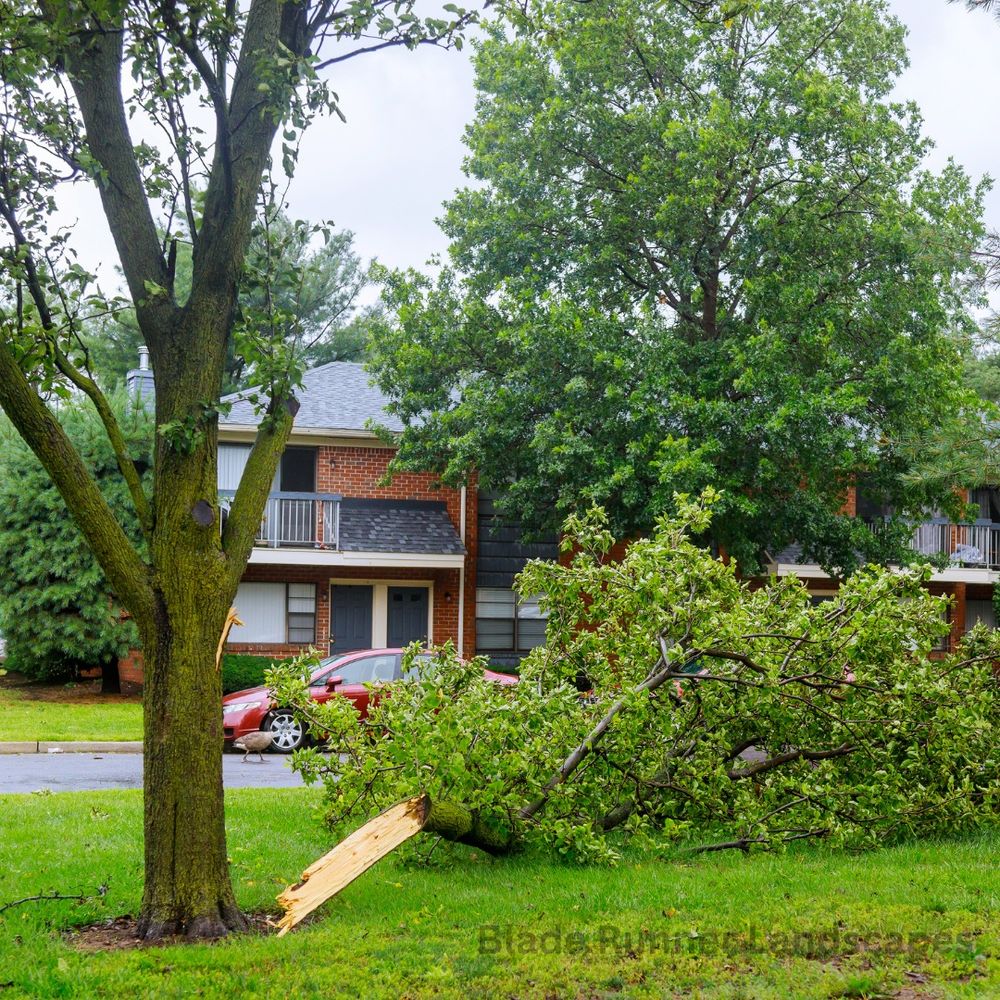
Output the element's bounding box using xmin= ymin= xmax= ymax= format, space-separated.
xmin=222 ymin=647 xmax=518 ymax=753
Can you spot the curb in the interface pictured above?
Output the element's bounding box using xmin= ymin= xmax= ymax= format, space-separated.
xmin=0 ymin=741 xmax=143 ymax=755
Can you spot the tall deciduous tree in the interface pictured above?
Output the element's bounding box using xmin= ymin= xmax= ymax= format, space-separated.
xmin=368 ymin=0 xmax=989 ymax=573
xmin=0 ymin=0 xmax=475 ymax=939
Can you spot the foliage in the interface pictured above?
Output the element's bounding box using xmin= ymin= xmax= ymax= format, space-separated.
xmin=0 ymin=398 xmax=150 ymax=681
xmin=368 ymin=0 xmax=991 ymax=574
xmin=964 ymin=351 xmax=1000 ymax=404
xmin=275 ymin=492 xmax=1000 ymax=862
xmin=232 ymin=213 xmax=377 ymax=388
xmin=949 ymin=0 xmax=1000 ymax=20
xmin=220 ymin=653 xmax=288 ymax=695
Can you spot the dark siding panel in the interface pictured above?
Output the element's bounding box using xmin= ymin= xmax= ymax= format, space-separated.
xmin=475 ymin=490 xmax=559 ymax=589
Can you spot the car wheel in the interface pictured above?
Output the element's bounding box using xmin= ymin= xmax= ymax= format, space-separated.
xmin=265 ymin=709 xmax=306 ymax=753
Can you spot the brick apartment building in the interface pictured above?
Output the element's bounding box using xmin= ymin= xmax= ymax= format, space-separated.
xmin=120 ymin=356 xmax=994 ymax=674
xmin=217 ymin=362 xmax=557 ymax=668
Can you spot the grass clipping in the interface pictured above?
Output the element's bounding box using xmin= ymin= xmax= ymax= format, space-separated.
xmin=276 ymin=794 xmax=430 ymax=935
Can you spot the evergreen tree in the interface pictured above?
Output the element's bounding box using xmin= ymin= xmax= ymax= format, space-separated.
xmin=0 ymin=397 xmax=152 ymax=689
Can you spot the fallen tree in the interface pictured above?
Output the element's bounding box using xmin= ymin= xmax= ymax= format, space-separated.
xmin=272 ymin=491 xmax=1000 ymax=864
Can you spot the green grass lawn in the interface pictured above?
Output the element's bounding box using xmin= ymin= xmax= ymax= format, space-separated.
xmin=0 ymin=789 xmax=997 ymax=998
xmin=0 ymin=688 xmax=143 ymax=742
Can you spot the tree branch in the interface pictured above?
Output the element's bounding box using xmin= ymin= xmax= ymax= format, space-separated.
xmin=161 ymin=3 xmax=234 ymax=197
xmin=48 ymin=8 xmax=176 ymax=331
xmin=518 ymin=648 xmax=699 ymax=822
xmin=0 ymin=183 xmax=153 ymax=541
xmin=52 ymin=347 xmax=154 ymax=541
xmin=220 ymin=397 xmax=297 ymax=588
xmin=727 ymin=742 xmax=855 ymax=781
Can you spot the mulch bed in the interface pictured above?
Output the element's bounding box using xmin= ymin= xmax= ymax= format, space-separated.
xmin=0 ymin=673 xmax=141 ymax=705
xmin=67 ymin=913 xmax=278 ymax=952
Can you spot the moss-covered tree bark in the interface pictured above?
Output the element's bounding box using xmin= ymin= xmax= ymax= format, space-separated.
xmin=421 ymin=799 xmax=515 ymax=855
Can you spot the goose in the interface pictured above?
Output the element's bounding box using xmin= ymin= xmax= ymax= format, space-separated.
xmin=233 ymin=730 xmax=274 ymax=763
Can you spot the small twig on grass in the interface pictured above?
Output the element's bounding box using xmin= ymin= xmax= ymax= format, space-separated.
xmin=0 ymin=891 xmax=88 ymax=914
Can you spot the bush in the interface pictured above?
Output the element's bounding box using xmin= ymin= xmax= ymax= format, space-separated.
xmin=221 ymin=654 xmax=288 ymax=694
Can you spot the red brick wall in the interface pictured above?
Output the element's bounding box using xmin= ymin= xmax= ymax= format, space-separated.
xmin=118 ymin=649 xmax=145 ymax=695
xmin=841 ymin=486 xmax=857 ymax=517
xmin=316 ymin=446 xmax=465 ymax=529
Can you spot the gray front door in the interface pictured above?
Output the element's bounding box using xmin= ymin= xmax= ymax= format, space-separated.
xmin=387 ymin=587 xmax=429 ymax=648
xmin=330 ymin=585 xmax=373 ymax=655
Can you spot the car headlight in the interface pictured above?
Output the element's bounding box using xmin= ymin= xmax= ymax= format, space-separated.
xmin=223 ymin=700 xmax=264 ymax=715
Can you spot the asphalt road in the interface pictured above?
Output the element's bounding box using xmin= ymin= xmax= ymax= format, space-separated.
xmin=0 ymin=752 xmax=308 ymax=794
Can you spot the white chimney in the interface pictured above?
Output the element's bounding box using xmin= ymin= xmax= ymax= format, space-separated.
xmin=127 ymin=347 xmax=155 ymax=404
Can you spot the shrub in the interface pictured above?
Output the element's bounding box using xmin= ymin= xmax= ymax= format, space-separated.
xmin=221 ymin=654 xmax=287 ymax=695
xmin=0 ymin=399 xmax=150 ymax=683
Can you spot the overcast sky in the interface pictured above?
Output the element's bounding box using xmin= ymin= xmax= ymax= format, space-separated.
xmin=63 ymin=1 xmax=1000 ymax=287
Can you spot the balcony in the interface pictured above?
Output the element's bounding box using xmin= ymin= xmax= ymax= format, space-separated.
xmin=865 ymin=518 xmax=1000 ymax=570
xmin=909 ymin=521 xmax=1000 ymax=569
xmin=219 ymin=491 xmax=341 ymax=549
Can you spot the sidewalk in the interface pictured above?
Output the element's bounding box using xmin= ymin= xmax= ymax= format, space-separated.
xmin=0 ymin=741 xmax=143 ymax=754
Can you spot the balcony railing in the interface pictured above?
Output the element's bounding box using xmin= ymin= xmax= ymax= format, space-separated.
xmin=910 ymin=521 xmax=1000 ymax=569
xmin=865 ymin=517 xmax=1000 ymax=570
xmin=218 ymin=491 xmax=341 ymax=549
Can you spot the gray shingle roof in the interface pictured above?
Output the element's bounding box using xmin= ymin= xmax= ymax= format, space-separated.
xmin=339 ymin=500 xmax=465 ymax=555
xmin=222 ymin=362 xmax=402 ymax=433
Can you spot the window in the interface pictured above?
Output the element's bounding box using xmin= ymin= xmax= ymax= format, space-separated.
xmin=476 ymin=588 xmax=547 ymax=654
xmin=325 ymin=654 xmax=398 ymax=685
xmin=229 ymin=582 xmax=315 ymax=644
xmin=971 ymin=488 xmax=1000 ymax=523
xmin=231 ymin=583 xmax=286 ymax=643
xmin=218 ymin=444 xmax=252 ymax=492
xmin=310 ymin=653 xmax=357 ymax=686
xmin=279 ymin=447 xmax=316 ymax=493
xmin=965 ymin=600 xmax=997 ymax=631
xmin=516 ymin=595 xmax=547 ymax=651
xmin=287 ymin=583 xmax=317 ymax=644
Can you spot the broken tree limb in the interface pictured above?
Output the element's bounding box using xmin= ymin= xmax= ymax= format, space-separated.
xmin=215 ymin=607 xmax=244 ymax=670
xmin=276 ymin=793 xmax=515 ymax=935
xmin=277 ymin=794 xmax=430 ymax=935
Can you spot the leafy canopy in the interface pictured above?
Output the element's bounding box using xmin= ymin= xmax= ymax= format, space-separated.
xmin=368 ymin=0 xmax=990 ymax=573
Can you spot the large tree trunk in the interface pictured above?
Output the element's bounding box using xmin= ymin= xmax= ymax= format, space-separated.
xmin=136 ymin=308 xmax=247 ymax=940
xmin=137 ymin=598 xmax=245 ymax=939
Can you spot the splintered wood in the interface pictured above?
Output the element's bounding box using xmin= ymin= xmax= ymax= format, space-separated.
xmin=215 ymin=607 xmax=244 ymax=670
xmin=275 ymin=794 xmax=430 ymax=935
